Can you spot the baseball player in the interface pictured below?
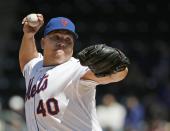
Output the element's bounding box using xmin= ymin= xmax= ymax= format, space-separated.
xmin=19 ymin=13 xmax=129 ymax=131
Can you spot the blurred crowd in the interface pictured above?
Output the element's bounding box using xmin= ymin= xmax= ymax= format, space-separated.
xmin=97 ymin=93 xmax=170 ymax=131
xmin=0 ymin=0 xmax=170 ymax=131
xmin=96 ymin=40 xmax=170 ymax=131
xmin=0 ymin=96 xmax=26 ymax=131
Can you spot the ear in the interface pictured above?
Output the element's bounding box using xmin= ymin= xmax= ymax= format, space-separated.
xmin=41 ymin=38 xmax=44 ymax=49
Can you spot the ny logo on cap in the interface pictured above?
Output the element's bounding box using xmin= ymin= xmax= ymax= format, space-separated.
xmin=61 ymin=18 xmax=68 ymax=26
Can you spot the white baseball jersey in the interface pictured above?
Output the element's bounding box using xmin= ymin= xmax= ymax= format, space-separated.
xmin=23 ymin=53 xmax=102 ymax=131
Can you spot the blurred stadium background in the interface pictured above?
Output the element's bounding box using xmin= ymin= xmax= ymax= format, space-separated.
xmin=0 ymin=0 xmax=170 ymax=131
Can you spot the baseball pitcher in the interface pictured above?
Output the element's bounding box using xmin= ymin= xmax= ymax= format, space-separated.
xmin=19 ymin=13 xmax=129 ymax=131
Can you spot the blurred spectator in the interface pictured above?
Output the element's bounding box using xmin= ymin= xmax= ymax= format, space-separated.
xmin=148 ymin=120 xmax=170 ymax=131
xmin=143 ymin=94 xmax=169 ymax=131
xmin=97 ymin=94 xmax=126 ymax=131
xmin=125 ymin=96 xmax=145 ymax=131
xmin=0 ymin=95 xmax=27 ymax=131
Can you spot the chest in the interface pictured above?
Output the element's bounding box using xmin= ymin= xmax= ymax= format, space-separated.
xmin=25 ymin=63 xmax=79 ymax=101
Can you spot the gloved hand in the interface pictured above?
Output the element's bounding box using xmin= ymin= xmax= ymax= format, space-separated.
xmin=77 ymin=44 xmax=130 ymax=77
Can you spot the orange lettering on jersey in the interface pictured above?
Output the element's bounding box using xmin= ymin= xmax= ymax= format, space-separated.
xmin=25 ymin=74 xmax=49 ymax=101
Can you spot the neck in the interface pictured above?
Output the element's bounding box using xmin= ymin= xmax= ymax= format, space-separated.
xmin=43 ymin=56 xmax=71 ymax=67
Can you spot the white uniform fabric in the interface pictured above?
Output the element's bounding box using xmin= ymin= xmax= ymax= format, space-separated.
xmin=23 ymin=53 xmax=102 ymax=131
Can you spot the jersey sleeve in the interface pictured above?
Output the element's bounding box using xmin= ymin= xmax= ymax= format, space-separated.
xmin=72 ymin=59 xmax=99 ymax=93
xmin=74 ymin=58 xmax=89 ymax=80
xmin=79 ymin=80 xmax=98 ymax=89
xmin=22 ymin=53 xmax=43 ymax=79
xmin=76 ymin=59 xmax=99 ymax=86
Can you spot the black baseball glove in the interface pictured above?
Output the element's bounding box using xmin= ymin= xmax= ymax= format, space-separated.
xmin=77 ymin=44 xmax=130 ymax=77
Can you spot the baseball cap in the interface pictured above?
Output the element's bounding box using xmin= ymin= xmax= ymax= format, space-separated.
xmin=44 ymin=17 xmax=78 ymax=39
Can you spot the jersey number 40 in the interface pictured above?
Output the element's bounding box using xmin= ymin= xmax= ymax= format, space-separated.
xmin=37 ymin=98 xmax=59 ymax=116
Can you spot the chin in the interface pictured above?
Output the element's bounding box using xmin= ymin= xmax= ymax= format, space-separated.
xmin=55 ymin=50 xmax=65 ymax=55
xmin=55 ymin=56 xmax=72 ymax=65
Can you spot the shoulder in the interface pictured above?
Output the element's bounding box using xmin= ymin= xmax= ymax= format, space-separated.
xmin=70 ymin=57 xmax=80 ymax=63
xmin=68 ymin=57 xmax=85 ymax=68
xmin=22 ymin=53 xmax=43 ymax=77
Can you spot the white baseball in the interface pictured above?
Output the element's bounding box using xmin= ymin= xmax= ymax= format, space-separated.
xmin=26 ymin=14 xmax=39 ymax=27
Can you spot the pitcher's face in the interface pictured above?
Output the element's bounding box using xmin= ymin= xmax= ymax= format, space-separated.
xmin=42 ymin=30 xmax=75 ymax=65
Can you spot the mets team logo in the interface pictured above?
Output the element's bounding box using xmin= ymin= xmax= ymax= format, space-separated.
xmin=25 ymin=74 xmax=49 ymax=101
xmin=61 ymin=18 xmax=68 ymax=26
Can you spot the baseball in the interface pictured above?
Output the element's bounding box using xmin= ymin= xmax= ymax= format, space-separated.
xmin=26 ymin=14 xmax=39 ymax=27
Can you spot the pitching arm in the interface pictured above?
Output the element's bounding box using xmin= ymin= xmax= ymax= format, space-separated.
xmin=19 ymin=14 xmax=44 ymax=72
